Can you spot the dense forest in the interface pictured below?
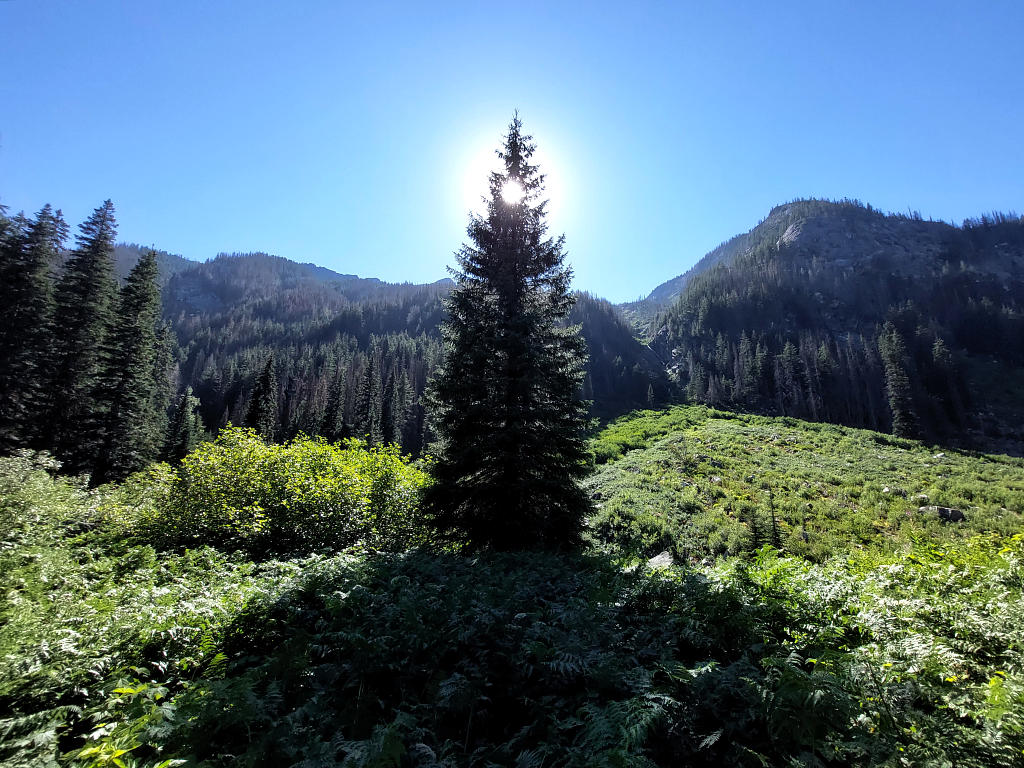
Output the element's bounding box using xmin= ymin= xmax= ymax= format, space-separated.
xmin=638 ymin=199 xmax=1024 ymax=450
xmin=0 ymin=202 xmax=176 ymax=481
xmin=0 ymin=204 xmax=669 ymax=481
xmin=6 ymin=197 xmax=1024 ymax=478
xmin=163 ymin=253 xmax=669 ymax=454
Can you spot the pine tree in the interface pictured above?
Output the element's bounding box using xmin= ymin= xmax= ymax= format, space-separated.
xmin=48 ymin=200 xmax=119 ymax=471
xmin=0 ymin=205 xmax=66 ymax=451
xmin=245 ymin=355 xmax=279 ymax=440
xmin=92 ymin=251 xmax=166 ymax=483
xmin=164 ymin=386 xmax=204 ymax=461
xmin=382 ymin=370 xmax=412 ymax=447
xmin=735 ymin=331 xmax=756 ymax=401
xmin=879 ymin=321 xmax=919 ymax=439
xmin=322 ymin=363 xmax=348 ymax=441
xmin=357 ymin=349 xmax=383 ymax=444
xmin=150 ymin=323 xmax=177 ymax=447
xmin=775 ymin=341 xmax=804 ymax=416
xmin=424 ymin=115 xmax=591 ymax=551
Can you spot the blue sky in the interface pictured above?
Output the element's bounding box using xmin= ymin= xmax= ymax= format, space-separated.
xmin=1 ymin=1 xmax=1022 ymax=302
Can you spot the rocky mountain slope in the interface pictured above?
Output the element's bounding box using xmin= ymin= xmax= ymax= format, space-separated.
xmin=637 ymin=199 xmax=1024 ymax=452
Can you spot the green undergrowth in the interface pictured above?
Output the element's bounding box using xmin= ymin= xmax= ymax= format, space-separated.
xmin=2 ymin=438 xmax=1024 ymax=766
xmin=108 ymin=426 xmax=430 ymax=557
xmin=587 ymin=405 xmax=1024 ymax=561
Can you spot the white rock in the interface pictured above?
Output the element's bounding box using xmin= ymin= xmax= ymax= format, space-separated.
xmin=647 ymin=551 xmax=674 ymax=569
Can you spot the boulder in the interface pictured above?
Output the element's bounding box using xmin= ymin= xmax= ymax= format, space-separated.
xmin=647 ymin=551 xmax=674 ymax=569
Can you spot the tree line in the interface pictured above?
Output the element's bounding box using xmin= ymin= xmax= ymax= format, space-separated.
xmin=0 ymin=201 xmax=178 ymax=482
xmin=161 ymin=253 xmax=668 ymax=453
xmin=1 ymin=193 xmax=670 ymax=482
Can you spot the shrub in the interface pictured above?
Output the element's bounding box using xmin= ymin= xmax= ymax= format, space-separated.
xmin=0 ymin=450 xmax=91 ymax=550
xmin=145 ymin=427 xmax=430 ymax=556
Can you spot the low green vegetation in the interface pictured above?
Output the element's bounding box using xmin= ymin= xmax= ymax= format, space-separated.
xmin=588 ymin=405 xmax=1024 ymax=561
xmin=109 ymin=426 xmax=430 ymax=557
xmin=1 ymin=409 xmax=1023 ymax=766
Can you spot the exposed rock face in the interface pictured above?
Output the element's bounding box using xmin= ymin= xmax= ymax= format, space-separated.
xmin=633 ymin=199 xmax=1020 ymax=320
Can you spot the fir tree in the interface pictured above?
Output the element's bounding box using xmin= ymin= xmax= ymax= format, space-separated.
xmin=424 ymin=115 xmax=591 ymax=551
xmin=0 ymin=205 xmax=66 ymax=450
xmin=775 ymin=341 xmax=804 ymax=416
xmin=245 ymin=355 xmax=279 ymax=440
xmin=48 ymin=200 xmax=118 ymax=471
xmin=382 ymin=370 xmax=412 ymax=447
xmin=879 ymin=321 xmax=919 ymax=439
xmin=322 ymin=363 xmax=348 ymax=441
xmin=92 ymin=251 xmax=166 ymax=483
xmin=357 ymin=349 xmax=383 ymax=444
xmin=150 ymin=323 xmax=177 ymax=446
xmin=164 ymin=386 xmax=204 ymax=462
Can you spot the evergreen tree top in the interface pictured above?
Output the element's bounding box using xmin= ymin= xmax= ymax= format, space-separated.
xmin=457 ymin=116 xmax=571 ymax=316
xmin=74 ymin=199 xmax=117 ymax=253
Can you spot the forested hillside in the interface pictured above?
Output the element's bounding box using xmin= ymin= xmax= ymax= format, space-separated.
xmin=163 ymin=252 xmax=452 ymax=453
xmin=163 ymin=254 xmax=669 ymax=454
xmin=111 ymin=244 xmax=196 ymax=285
xmin=8 ymin=195 xmax=1024 ymax=472
xmin=638 ymin=200 xmax=1024 ymax=451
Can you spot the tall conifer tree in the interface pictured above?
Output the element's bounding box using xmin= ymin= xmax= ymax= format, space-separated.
xmin=879 ymin=321 xmax=920 ymax=439
xmin=0 ymin=205 xmax=66 ymax=450
xmin=164 ymin=386 xmax=204 ymax=462
xmin=424 ymin=116 xmax=591 ymax=551
xmin=92 ymin=251 xmax=165 ymax=483
xmin=48 ymin=200 xmax=118 ymax=471
xmin=357 ymin=349 xmax=383 ymax=444
xmin=322 ymin=362 xmax=348 ymax=441
xmin=245 ymin=355 xmax=279 ymax=440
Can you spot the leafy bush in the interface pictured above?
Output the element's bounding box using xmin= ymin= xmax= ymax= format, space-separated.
xmin=0 ymin=450 xmax=90 ymax=546
xmin=133 ymin=427 xmax=429 ymax=556
xmin=0 ymin=455 xmax=292 ymax=767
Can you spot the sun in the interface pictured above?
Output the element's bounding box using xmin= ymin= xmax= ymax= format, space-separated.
xmin=500 ymin=179 xmax=525 ymax=204
xmin=456 ymin=128 xmax=568 ymax=222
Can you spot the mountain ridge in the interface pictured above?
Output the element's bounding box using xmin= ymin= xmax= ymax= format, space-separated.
xmin=621 ymin=199 xmax=1023 ymax=327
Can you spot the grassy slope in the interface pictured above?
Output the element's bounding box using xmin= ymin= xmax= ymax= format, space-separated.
xmin=587 ymin=406 xmax=1024 ymax=561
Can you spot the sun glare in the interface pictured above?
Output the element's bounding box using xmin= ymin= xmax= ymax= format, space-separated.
xmin=457 ymin=128 xmax=568 ymax=224
xmin=500 ymin=179 xmax=525 ymax=204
